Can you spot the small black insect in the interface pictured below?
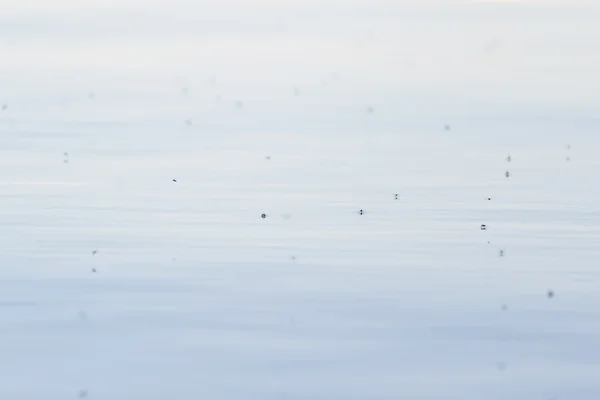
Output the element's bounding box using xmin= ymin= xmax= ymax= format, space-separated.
xmin=173 ymin=179 xmax=177 ymax=183
xmin=505 ymin=171 xmax=510 ymax=178
xmin=547 ymin=290 xmax=555 ymax=299
xmin=92 ymin=250 xmax=97 ymax=255
xmin=481 ymin=224 xmax=487 ymax=230
xmin=261 ymin=213 xmax=267 ymax=219
xmin=499 ymin=249 xmax=505 ymax=257
xmin=359 ymin=209 xmax=364 ymax=215
xmin=394 ymin=194 xmax=399 ymax=200
xmin=506 ymin=155 xmax=512 ymax=162
xmin=487 ymin=197 xmax=492 ymax=201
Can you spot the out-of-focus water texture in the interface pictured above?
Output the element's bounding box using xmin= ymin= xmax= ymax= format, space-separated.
xmin=1 ymin=0 xmax=599 ymax=399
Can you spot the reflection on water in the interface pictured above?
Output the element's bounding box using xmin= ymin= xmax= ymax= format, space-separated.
xmin=1 ymin=1 xmax=600 ymax=398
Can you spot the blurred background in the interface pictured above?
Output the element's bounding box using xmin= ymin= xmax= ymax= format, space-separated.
xmin=1 ymin=1 xmax=599 ymax=399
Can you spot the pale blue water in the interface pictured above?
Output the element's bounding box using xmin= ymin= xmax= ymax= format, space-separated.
xmin=1 ymin=1 xmax=600 ymax=399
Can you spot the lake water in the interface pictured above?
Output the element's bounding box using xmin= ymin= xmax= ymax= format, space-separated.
xmin=1 ymin=1 xmax=600 ymax=399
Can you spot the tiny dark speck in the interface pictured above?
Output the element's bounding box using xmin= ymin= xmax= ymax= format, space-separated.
xmin=92 ymin=250 xmax=97 ymax=255
xmin=481 ymin=224 xmax=487 ymax=230
xmin=173 ymin=179 xmax=177 ymax=183
xmin=487 ymin=197 xmax=492 ymax=200
xmin=359 ymin=209 xmax=364 ymax=215
xmin=1 ymin=104 xmax=7 ymax=111
xmin=505 ymin=171 xmax=510 ymax=178
xmin=92 ymin=268 xmax=97 ymax=273
xmin=78 ymin=389 xmax=88 ymax=398
xmin=444 ymin=124 xmax=450 ymax=131
xmin=261 ymin=213 xmax=267 ymax=219
xmin=547 ymin=290 xmax=555 ymax=299
xmin=501 ymin=304 xmax=508 ymax=311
